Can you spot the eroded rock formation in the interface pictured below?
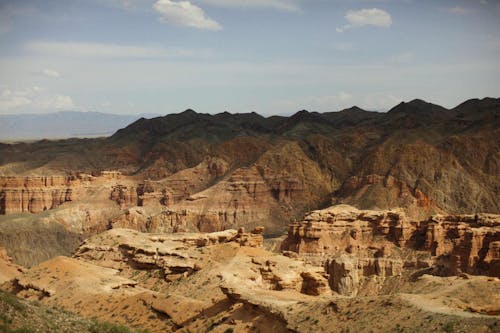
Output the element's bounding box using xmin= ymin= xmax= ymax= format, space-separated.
xmin=3 ymin=224 xmax=499 ymax=333
xmin=0 ymin=176 xmax=75 ymax=214
xmin=164 ymin=166 xmax=291 ymax=234
xmin=281 ymin=204 xmax=417 ymax=257
xmin=424 ymin=213 xmax=500 ymax=276
xmin=325 ymin=255 xmax=403 ymax=296
xmin=281 ymin=204 xmax=500 ymax=295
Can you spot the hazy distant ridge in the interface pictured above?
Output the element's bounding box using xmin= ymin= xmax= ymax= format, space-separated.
xmin=0 ymin=111 xmax=159 ymax=141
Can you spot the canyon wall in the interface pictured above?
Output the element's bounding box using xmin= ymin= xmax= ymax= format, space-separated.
xmin=281 ymin=204 xmax=500 ymax=295
xmin=0 ymin=176 xmax=76 ymax=214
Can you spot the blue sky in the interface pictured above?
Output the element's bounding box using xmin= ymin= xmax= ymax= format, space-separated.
xmin=0 ymin=0 xmax=499 ymax=115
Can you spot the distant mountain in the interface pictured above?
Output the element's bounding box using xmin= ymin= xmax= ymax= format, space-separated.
xmin=0 ymin=111 xmax=160 ymax=141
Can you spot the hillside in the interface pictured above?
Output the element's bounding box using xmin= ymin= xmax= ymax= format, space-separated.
xmin=1 ymin=98 xmax=498 ymax=220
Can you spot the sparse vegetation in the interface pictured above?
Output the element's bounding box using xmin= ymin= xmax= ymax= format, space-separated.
xmin=442 ymin=321 xmax=455 ymax=333
xmin=89 ymin=321 xmax=149 ymax=333
xmin=0 ymin=290 xmax=148 ymax=333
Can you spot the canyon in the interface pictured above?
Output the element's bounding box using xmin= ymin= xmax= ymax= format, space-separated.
xmin=1 ymin=213 xmax=498 ymax=332
xmin=0 ymin=98 xmax=499 ymax=332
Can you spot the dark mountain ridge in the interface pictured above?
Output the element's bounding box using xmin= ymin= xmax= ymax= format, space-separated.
xmin=0 ymin=97 xmax=499 ymax=219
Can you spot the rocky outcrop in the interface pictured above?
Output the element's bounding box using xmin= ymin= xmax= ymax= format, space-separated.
xmin=281 ymin=204 xmax=416 ymax=257
xmin=4 ymin=222 xmax=499 ymax=333
xmin=325 ymin=255 xmax=403 ymax=296
xmin=110 ymin=184 xmax=139 ymax=208
xmin=74 ymin=227 xmax=264 ymax=281
xmin=424 ymin=214 xmax=500 ymax=276
xmin=282 ymin=204 xmax=500 ymax=283
xmin=236 ymin=226 xmax=264 ymax=248
xmin=108 ymin=157 xmax=229 ymax=210
xmin=110 ymin=182 xmax=173 ymax=208
xmin=100 ymin=170 xmax=122 ymax=179
xmin=0 ymin=176 xmax=75 ymax=214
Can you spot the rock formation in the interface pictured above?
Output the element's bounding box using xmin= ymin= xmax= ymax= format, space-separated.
xmin=333 ymin=174 xmax=442 ymax=220
xmin=0 ymin=176 xmax=75 ymax=214
xmin=325 ymin=255 xmax=403 ymax=296
xmin=164 ymin=166 xmax=291 ymax=234
xmin=281 ymin=204 xmax=416 ymax=257
xmin=4 ymin=226 xmax=498 ymax=333
xmin=281 ymin=204 xmax=500 ymax=295
xmin=425 ymin=213 xmax=500 ymax=276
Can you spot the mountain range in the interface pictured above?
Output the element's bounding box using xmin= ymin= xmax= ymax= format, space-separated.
xmin=1 ymin=97 xmax=498 ymax=224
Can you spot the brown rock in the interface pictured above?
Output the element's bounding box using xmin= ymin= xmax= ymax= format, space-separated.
xmin=0 ymin=246 xmax=24 ymax=283
xmin=0 ymin=176 xmax=75 ymax=214
xmin=424 ymin=214 xmax=500 ymax=276
xmin=281 ymin=204 xmax=413 ymax=257
xmin=325 ymin=255 xmax=403 ymax=296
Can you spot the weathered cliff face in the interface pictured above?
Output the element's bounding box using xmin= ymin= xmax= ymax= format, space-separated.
xmin=424 ymin=214 xmax=500 ymax=276
xmin=164 ymin=166 xmax=291 ymax=234
xmin=110 ymin=184 xmax=139 ymax=208
xmin=281 ymin=204 xmax=500 ymax=295
xmin=109 ymin=157 xmax=229 ymax=209
xmin=333 ymin=174 xmax=442 ymax=220
xmin=281 ymin=204 xmax=416 ymax=257
xmin=255 ymin=142 xmax=332 ymax=215
xmin=0 ymin=176 xmax=75 ymax=214
xmin=325 ymin=255 xmax=403 ymax=297
xmin=0 ymin=217 xmax=84 ymax=267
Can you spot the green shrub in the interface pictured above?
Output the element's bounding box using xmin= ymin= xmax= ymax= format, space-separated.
xmin=0 ymin=291 xmax=26 ymax=312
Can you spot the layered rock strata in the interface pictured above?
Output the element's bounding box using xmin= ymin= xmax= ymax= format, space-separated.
xmin=325 ymin=255 xmax=403 ymax=296
xmin=425 ymin=214 xmax=500 ymax=276
xmin=165 ymin=166 xmax=292 ymax=234
xmin=281 ymin=204 xmax=500 ymax=295
xmin=281 ymin=204 xmax=416 ymax=257
xmin=0 ymin=176 xmax=75 ymax=214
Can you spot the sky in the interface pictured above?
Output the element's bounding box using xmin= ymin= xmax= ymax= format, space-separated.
xmin=0 ymin=0 xmax=499 ymax=116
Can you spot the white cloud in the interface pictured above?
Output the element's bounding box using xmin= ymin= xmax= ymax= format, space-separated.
xmin=26 ymin=41 xmax=210 ymax=59
xmin=337 ymin=8 xmax=392 ymax=32
xmin=0 ymin=89 xmax=32 ymax=109
xmin=153 ymin=0 xmax=222 ymax=30
xmin=199 ymin=0 xmax=300 ymax=12
xmin=0 ymin=86 xmax=75 ymax=112
xmin=38 ymin=94 xmax=75 ymax=110
xmin=39 ymin=69 xmax=61 ymax=78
